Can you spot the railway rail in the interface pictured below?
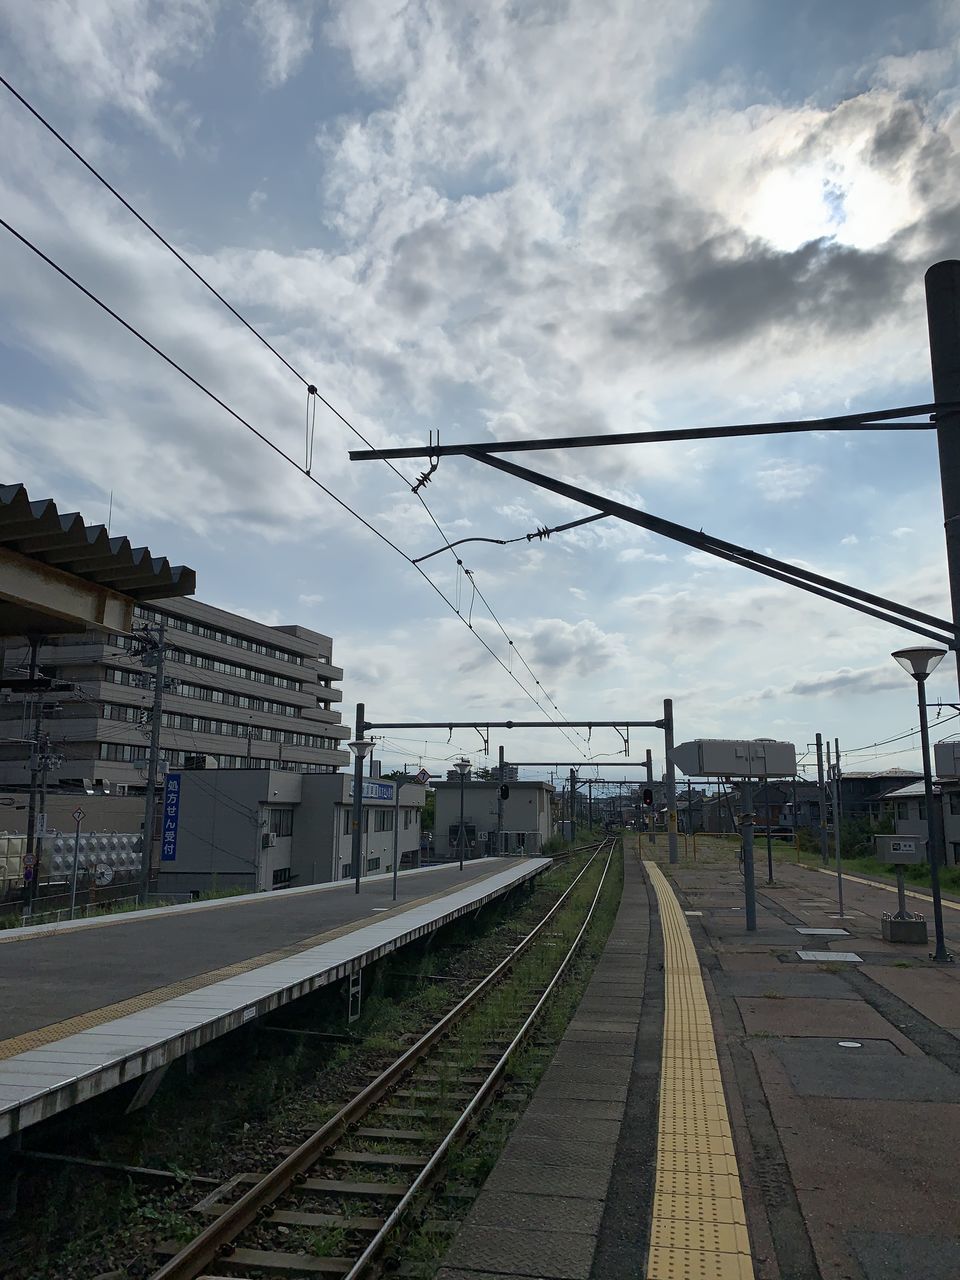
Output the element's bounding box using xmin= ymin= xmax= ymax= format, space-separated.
xmin=149 ymin=838 xmax=618 ymax=1279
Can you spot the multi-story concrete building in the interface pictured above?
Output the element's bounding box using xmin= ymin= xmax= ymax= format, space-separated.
xmin=0 ymin=596 xmax=350 ymax=793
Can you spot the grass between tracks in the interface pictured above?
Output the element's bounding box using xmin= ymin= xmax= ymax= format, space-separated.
xmin=2 ymin=841 xmax=616 ymax=1280
xmin=395 ymin=842 xmax=624 ymax=1277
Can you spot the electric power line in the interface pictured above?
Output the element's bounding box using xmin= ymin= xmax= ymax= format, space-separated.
xmin=0 ymin=214 xmax=588 ymax=757
xmin=0 ymin=73 xmax=592 ymax=757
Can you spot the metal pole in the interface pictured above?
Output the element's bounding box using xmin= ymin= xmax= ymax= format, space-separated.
xmin=765 ymin=779 xmax=774 ymax=885
xmin=663 ymin=698 xmax=679 ymax=864
xmin=815 ymin=733 xmax=829 ymax=865
xmin=741 ymin=779 xmax=757 ymax=931
xmin=139 ymin=621 xmax=166 ymax=907
xmin=392 ymin=774 xmax=401 ymax=901
xmin=569 ymin=768 xmax=577 ymax=843
xmin=827 ymin=742 xmax=844 ymax=918
xmin=687 ymin=778 xmax=694 ymax=858
xmin=588 ymin=780 xmax=593 ymax=830
xmin=916 ymin=678 xmax=951 ymax=960
xmin=497 ymin=745 xmax=505 ymax=856
xmin=834 ymin=738 xmax=843 ymax=823
xmin=458 ymin=769 xmax=465 ymax=872
xmin=351 ymin=703 xmax=365 ymax=894
xmin=69 ymin=814 xmax=82 ymax=920
xmin=645 ymin=748 xmax=653 ymax=783
xmin=925 ymin=259 xmax=960 ymax=695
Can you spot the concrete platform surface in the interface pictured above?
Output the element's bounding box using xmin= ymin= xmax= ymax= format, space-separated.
xmin=0 ymin=857 xmax=546 ymax=1139
xmin=668 ymin=848 xmax=960 ymax=1280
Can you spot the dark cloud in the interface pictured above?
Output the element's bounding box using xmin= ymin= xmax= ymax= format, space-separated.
xmin=869 ymin=103 xmax=921 ymax=166
xmin=609 ymin=226 xmax=911 ymax=350
xmin=786 ymin=666 xmax=905 ymax=696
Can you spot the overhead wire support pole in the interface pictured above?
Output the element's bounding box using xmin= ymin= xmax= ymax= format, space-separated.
xmin=139 ymin=620 xmax=166 ymax=908
xmin=926 ymin=261 xmax=960 ymax=697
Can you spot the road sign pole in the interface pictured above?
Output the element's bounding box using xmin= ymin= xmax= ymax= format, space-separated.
xmin=69 ymin=808 xmax=84 ymax=921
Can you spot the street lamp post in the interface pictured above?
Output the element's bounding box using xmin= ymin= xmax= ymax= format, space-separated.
xmin=891 ymin=648 xmax=953 ymax=962
xmin=347 ymin=703 xmax=375 ymax=895
xmin=454 ymin=757 xmax=470 ymax=871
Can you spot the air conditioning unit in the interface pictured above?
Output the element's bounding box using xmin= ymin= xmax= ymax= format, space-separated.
xmin=115 ymin=784 xmax=128 ymax=797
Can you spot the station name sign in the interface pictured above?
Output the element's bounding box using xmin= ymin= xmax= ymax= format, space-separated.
xmin=348 ymin=780 xmax=395 ymax=801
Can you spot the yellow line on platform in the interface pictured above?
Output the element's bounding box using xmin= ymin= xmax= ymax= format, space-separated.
xmin=813 ymin=866 xmax=960 ymax=910
xmin=644 ymin=860 xmax=754 ymax=1280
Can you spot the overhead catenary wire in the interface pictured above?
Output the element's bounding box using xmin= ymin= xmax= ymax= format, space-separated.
xmin=0 ymin=214 xmax=587 ymax=756
xmin=0 ymin=74 xmax=591 ymax=758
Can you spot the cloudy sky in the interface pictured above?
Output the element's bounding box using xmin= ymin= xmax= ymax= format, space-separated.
xmin=1 ymin=0 xmax=959 ymax=783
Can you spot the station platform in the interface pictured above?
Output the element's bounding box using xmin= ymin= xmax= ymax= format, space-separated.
xmin=0 ymin=856 xmax=548 ymax=1141
xmin=438 ymin=840 xmax=960 ymax=1280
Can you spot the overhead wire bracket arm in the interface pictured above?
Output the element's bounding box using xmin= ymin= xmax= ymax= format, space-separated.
xmin=462 ymin=449 xmax=959 ymax=644
xmin=348 ymin=403 xmax=954 ymax=462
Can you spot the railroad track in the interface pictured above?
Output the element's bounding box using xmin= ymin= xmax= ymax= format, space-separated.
xmin=149 ymin=838 xmax=618 ymax=1280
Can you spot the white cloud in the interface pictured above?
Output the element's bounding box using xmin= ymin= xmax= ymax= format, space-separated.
xmin=841 ymin=534 xmax=859 ymax=546
xmin=0 ymin=0 xmax=215 ymax=148
xmin=755 ymin=459 xmax=821 ymax=502
xmin=246 ymin=0 xmax=315 ymax=87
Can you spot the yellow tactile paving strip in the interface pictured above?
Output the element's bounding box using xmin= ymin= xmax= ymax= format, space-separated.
xmin=644 ymin=861 xmax=755 ymax=1280
xmin=0 ymin=871 xmax=510 ymax=1061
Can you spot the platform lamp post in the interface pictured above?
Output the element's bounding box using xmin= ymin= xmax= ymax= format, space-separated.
xmin=454 ymin=757 xmax=470 ymax=871
xmin=348 ymin=704 xmax=375 ymax=895
xmin=891 ymin=647 xmax=953 ymax=962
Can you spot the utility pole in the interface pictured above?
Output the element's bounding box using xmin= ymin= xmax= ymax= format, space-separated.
xmin=834 ymin=737 xmax=843 ymax=824
xmin=815 ymin=733 xmax=829 ymax=866
xmin=496 ymin=744 xmax=505 ymax=856
xmin=925 ymin=259 xmax=960 ymax=695
xmin=139 ymin=620 xmax=166 ymax=906
xmin=587 ymin=780 xmax=593 ymax=829
xmin=569 ymin=767 xmax=577 ymax=843
xmin=645 ymin=748 xmax=653 ymax=784
xmin=663 ymin=697 xmax=679 ymax=864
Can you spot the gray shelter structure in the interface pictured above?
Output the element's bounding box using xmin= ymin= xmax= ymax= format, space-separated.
xmin=155 ymin=769 xmax=426 ymax=896
xmin=432 ymin=778 xmax=555 ymax=857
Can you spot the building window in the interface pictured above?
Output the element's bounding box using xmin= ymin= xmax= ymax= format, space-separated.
xmin=341 ymin=864 xmax=353 ymax=879
xmin=896 ymin=802 xmax=908 ymax=820
xmin=949 ymin=793 xmax=960 ymax=817
xmin=367 ymin=857 xmax=381 ymax=872
xmin=268 ymin=808 xmax=294 ymax=837
xmin=374 ymin=810 xmax=394 ymax=832
xmin=403 ymin=809 xmax=412 ymax=829
xmin=363 ymin=810 xmax=370 ymax=833
xmin=918 ymin=802 xmax=927 ymax=821
xmin=272 ymin=867 xmax=291 ymax=886
xmin=343 ymin=808 xmax=351 ymax=835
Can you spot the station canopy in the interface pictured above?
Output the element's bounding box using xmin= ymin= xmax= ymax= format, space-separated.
xmin=0 ymin=482 xmax=196 ymax=638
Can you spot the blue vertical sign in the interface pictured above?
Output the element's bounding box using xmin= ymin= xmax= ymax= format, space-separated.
xmin=161 ymin=773 xmax=181 ymax=861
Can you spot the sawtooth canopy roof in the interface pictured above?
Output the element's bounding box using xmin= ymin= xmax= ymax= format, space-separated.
xmin=0 ymin=483 xmax=196 ymax=602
